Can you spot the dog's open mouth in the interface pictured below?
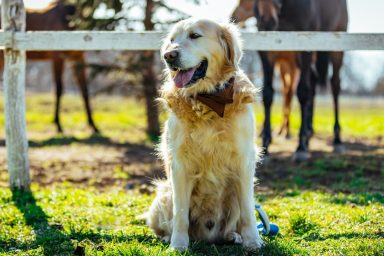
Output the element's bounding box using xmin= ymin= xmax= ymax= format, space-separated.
xmin=173 ymin=60 xmax=208 ymax=88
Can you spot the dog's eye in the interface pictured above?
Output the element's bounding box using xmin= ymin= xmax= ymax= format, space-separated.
xmin=189 ymin=33 xmax=202 ymax=39
xmin=170 ymin=38 xmax=174 ymax=42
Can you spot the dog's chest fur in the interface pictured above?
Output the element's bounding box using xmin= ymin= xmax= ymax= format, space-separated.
xmin=175 ymin=118 xmax=241 ymax=241
xmin=166 ymin=104 xmax=253 ymax=241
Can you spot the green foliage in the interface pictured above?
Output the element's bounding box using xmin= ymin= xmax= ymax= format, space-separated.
xmin=64 ymin=0 xmax=123 ymax=30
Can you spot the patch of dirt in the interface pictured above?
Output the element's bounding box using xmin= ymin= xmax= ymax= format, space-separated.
xmin=0 ymin=134 xmax=382 ymax=193
xmin=257 ymin=134 xmax=383 ymax=193
xmin=0 ymin=138 xmax=164 ymax=191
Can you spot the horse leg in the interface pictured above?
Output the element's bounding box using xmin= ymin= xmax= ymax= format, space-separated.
xmin=72 ymin=54 xmax=99 ymax=133
xmin=292 ymin=52 xmax=312 ymax=162
xmin=259 ymin=52 xmax=275 ymax=157
xmin=52 ymin=58 xmax=64 ymax=133
xmin=283 ymin=61 xmax=300 ymax=139
xmin=284 ymin=67 xmax=298 ymax=140
xmin=288 ymin=66 xmax=301 ymax=140
xmin=278 ymin=61 xmax=292 ymax=139
xmin=330 ymin=51 xmax=344 ymax=153
xmin=306 ymin=66 xmax=317 ymax=140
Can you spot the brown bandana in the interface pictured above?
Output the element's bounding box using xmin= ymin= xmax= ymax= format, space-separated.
xmin=195 ymin=77 xmax=235 ymax=117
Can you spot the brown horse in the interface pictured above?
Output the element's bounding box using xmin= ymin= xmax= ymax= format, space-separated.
xmin=1 ymin=1 xmax=98 ymax=133
xmin=233 ymin=0 xmax=348 ymax=161
xmin=232 ymin=0 xmax=300 ymax=139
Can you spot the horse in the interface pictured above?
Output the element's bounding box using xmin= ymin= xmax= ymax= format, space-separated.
xmin=0 ymin=0 xmax=99 ymax=133
xmin=232 ymin=0 xmax=348 ymax=161
xmin=232 ymin=0 xmax=300 ymax=139
xmin=232 ymin=1 xmax=300 ymax=139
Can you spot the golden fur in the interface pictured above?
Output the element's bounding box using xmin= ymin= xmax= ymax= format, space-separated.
xmin=147 ymin=18 xmax=263 ymax=251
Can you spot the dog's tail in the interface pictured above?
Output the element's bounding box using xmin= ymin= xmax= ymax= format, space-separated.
xmin=255 ymin=203 xmax=270 ymax=234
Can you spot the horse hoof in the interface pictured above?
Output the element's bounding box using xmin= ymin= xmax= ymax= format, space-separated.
xmin=92 ymin=127 xmax=100 ymax=134
xmin=333 ymin=144 xmax=345 ymax=154
xmin=292 ymin=151 xmax=310 ymax=162
xmin=260 ymin=155 xmax=271 ymax=166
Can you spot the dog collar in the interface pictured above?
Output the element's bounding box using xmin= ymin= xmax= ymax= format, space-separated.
xmin=194 ymin=77 xmax=235 ymax=117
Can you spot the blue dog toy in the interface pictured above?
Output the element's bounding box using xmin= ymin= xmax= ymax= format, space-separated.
xmin=255 ymin=204 xmax=279 ymax=236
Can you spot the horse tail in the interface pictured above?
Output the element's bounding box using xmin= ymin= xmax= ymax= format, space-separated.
xmin=316 ymin=52 xmax=330 ymax=87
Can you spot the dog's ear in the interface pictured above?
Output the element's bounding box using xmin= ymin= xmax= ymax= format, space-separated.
xmin=219 ymin=23 xmax=243 ymax=69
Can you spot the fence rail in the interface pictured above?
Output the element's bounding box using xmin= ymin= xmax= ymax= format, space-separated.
xmin=1 ymin=31 xmax=384 ymax=51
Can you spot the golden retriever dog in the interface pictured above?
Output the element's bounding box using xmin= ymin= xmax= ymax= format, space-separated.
xmin=147 ymin=18 xmax=263 ymax=251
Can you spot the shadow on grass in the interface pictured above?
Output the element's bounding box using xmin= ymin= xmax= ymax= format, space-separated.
xmin=11 ymin=190 xmax=76 ymax=255
xmin=258 ymin=148 xmax=384 ymax=194
xmin=28 ymin=134 xmax=158 ymax=165
xmin=6 ymin=191 xmax=164 ymax=255
xmin=323 ymin=231 xmax=384 ymax=240
xmin=303 ymin=231 xmax=384 ymax=242
xmin=3 ymin=191 xmax=297 ymax=256
xmin=28 ymin=133 xmax=116 ymax=148
xmin=1 ymin=135 xmax=113 ymax=148
xmin=28 ymin=133 xmax=158 ymax=163
xmin=7 ymin=191 xmax=156 ymax=254
xmin=326 ymin=192 xmax=384 ymax=205
xmin=26 ymin=132 xmax=160 ymax=148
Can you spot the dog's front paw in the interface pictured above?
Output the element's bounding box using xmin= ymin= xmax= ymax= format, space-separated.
xmin=243 ymin=237 xmax=263 ymax=251
xmin=226 ymin=232 xmax=243 ymax=244
xmin=242 ymin=228 xmax=263 ymax=250
xmin=161 ymin=235 xmax=170 ymax=243
xmin=170 ymin=232 xmax=189 ymax=251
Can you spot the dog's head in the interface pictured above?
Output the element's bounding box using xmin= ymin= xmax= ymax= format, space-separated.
xmin=162 ymin=18 xmax=242 ymax=93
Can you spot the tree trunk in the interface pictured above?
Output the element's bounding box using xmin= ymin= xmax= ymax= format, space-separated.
xmin=142 ymin=53 xmax=160 ymax=139
xmin=143 ymin=0 xmax=160 ymax=139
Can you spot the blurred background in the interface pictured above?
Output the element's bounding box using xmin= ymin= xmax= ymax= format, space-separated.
xmin=15 ymin=0 xmax=384 ymax=95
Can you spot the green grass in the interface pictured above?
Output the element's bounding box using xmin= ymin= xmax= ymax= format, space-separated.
xmin=0 ymin=93 xmax=383 ymax=255
xmin=254 ymin=96 xmax=384 ymax=139
xmin=0 ymin=187 xmax=383 ymax=255
xmin=0 ymin=93 xmax=156 ymax=143
xmin=0 ymin=93 xmax=383 ymax=141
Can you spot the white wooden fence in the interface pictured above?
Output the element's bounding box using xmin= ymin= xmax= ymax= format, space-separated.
xmin=1 ymin=31 xmax=384 ymax=51
xmin=2 ymin=0 xmax=384 ymax=191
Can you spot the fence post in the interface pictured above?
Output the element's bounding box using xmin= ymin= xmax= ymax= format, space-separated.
xmin=1 ymin=0 xmax=30 ymax=191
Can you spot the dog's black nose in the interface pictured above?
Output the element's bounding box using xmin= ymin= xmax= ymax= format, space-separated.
xmin=164 ymin=50 xmax=179 ymax=63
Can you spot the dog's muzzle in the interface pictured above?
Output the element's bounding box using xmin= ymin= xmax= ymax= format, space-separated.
xmin=168 ymin=58 xmax=208 ymax=89
xmin=164 ymin=50 xmax=179 ymax=68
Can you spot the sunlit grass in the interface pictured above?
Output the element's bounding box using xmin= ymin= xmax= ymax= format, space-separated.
xmin=0 ymin=93 xmax=382 ymax=142
xmin=0 ymin=186 xmax=383 ymax=255
xmin=254 ymin=95 xmax=384 ymax=139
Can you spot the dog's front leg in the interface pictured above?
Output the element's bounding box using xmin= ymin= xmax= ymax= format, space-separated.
xmin=170 ymin=162 xmax=193 ymax=251
xmin=239 ymin=160 xmax=263 ymax=250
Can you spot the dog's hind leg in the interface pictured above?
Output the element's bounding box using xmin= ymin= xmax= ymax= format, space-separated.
xmin=147 ymin=181 xmax=173 ymax=240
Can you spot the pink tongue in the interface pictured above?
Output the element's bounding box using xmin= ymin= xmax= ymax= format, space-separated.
xmin=173 ymin=67 xmax=197 ymax=88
